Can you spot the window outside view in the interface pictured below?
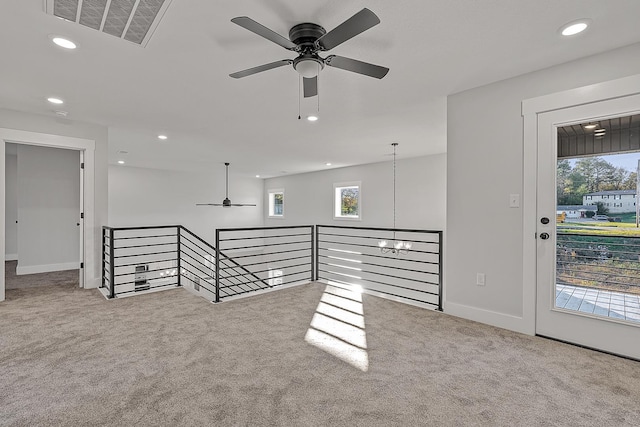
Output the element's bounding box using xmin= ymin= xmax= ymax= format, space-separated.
xmin=273 ymin=193 xmax=283 ymax=215
xmin=339 ymin=186 xmax=359 ymax=217
xmin=556 ymin=152 xmax=640 ymax=323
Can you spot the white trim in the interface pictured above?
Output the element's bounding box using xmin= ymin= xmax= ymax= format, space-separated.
xmin=333 ymin=181 xmax=362 ymax=221
xmin=16 ymin=261 xmax=80 ymax=275
xmin=522 ymin=72 xmax=640 ymax=337
xmin=445 ymin=301 xmax=531 ymax=335
xmin=0 ymin=128 xmax=97 ymax=302
xmin=5 ymin=254 xmax=17 ymax=261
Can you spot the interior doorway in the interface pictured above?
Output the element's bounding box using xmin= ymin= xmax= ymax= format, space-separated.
xmin=0 ymin=128 xmax=95 ymax=302
xmin=4 ymin=143 xmax=83 ymax=291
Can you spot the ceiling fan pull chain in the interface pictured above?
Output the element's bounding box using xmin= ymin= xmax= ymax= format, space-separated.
xmin=298 ymin=74 xmax=301 ymax=120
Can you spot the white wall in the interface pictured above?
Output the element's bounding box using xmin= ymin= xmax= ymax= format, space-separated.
xmin=0 ymin=108 xmax=108 ymax=291
xmin=446 ymin=42 xmax=640 ymax=333
xmin=5 ymin=153 xmax=17 ymax=259
xmin=108 ymin=165 xmax=264 ymax=245
xmin=263 ymin=154 xmax=446 ymax=231
xmin=16 ymin=144 xmax=80 ymax=274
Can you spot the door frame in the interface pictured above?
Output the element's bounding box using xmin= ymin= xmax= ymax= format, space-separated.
xmin=0 ymin=129 xmax=95 ymax=302
xmin=522 ymin=73 xmax=640 ymax=335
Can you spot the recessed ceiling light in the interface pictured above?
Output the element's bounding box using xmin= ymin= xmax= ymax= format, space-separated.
xmin=52 ymin=37 xmax=77 ymax=49
xmin=47 ymin=97 xmax=64 ymax=104
xmin=158 ymin=135 xmax=168 ymax=140
xmin=307 ymin=115 xmax=318 ymax=122
xmin=584 ymin=124 xmax=598 ymax=130
xmin=560 ymin=19 xmax=591 ymax=36
xmin=117 ymin=160 xmax=125 ymax=164
xmin=255 ymin=175 xmax=260 ymax=178
xmin=325 ymin=163 xmax=332 ymax=166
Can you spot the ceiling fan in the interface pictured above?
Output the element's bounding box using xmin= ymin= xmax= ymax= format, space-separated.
xmin=196 ymin=163 xmax=256 ymax=207
xmin=229 ymin=8 xmax=389 ymax=98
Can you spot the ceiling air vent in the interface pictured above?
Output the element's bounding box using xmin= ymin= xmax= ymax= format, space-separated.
xmin=45 ymin=0 xmax=172 ymax=46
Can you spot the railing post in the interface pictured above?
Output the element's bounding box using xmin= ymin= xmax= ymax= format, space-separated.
xmin=109 ymin=229 xmax=115 ymax=299
xmin=315 ymin=225 xmax=320 ymax=282
xmin=310 ymin=225 xmax=315 ymax=282
xmin=215 ymin=228 xmax=220 ymax=303
xmin=176 ymin=227 xmax=182 ymax=287
xmin=438 ymin=231 xmax=443 ymax=312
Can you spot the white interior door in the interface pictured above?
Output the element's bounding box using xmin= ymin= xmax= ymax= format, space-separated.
xmin=536 ymin=94 xmax=640 ymax=360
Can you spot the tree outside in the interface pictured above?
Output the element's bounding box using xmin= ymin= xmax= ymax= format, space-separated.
xmin=340 ymin=188 xmax=359 ymax=216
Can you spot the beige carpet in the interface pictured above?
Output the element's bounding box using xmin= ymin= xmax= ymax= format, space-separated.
xmin=1 ymin=282 xmax=639 ymax=426
xmin=4 ymin=260 xmax=79 ymax=289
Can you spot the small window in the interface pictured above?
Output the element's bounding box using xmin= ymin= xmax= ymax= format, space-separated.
xmin=268 ymin=189 xmax=284 ymax=217
xmin=334 ymin=182 xmax=361 ymax=220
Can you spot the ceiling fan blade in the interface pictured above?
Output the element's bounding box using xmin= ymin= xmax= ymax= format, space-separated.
xmin=230 ymin=60 xmax=292 ymax=79
xmin=229 ymin=204 xmax=257 ymax=207
xmin=231 ymin=17 xmax=297 ymax=50
xmin=325 ymin=55 xmax=389 ymax=79
xmin=303 ymin=76 xmax=318 ymax=98
xmin=196 ymin=203 xmax=224 ymax=206
xmin=316 ymin=8 xmax=380 ymax=51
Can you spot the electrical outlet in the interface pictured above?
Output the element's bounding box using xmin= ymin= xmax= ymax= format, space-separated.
xmin=476 ymin=273 xmax=486 ymax=286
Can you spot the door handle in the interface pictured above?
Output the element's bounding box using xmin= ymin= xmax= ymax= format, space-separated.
xmin=540 ymin=232 xmax=550 ymax=240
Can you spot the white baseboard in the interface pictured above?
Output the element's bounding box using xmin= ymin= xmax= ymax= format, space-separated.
xmin=445 ymin=301 xmax=534 ymax=335
xmin=16 ymin=261 xmax=80 ymax=275
xmin=5 ymin=254 xmax=17 ymax=261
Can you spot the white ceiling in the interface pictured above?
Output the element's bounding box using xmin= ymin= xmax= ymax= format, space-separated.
xmin=2 ymin=0 xmax=640 ymax=177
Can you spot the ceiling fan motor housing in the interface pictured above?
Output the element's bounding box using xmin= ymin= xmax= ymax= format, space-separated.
xmin=288 ymin=22 xmax=326 ymax=47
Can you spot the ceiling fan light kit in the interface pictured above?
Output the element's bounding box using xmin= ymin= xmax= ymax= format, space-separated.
xmin=229 ymin=8 xmax=389 ymax=99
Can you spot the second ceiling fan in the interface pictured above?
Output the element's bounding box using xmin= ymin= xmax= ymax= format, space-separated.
xmin=229 ymin=8 xmax=389 ymax=98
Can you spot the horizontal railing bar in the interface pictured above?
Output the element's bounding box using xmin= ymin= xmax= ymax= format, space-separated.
xmin=227 ymin=247 xmax=311 ymax=260
xmin=318 ymin=265 xmax=439 ymax=289
xmin=220 ymin=269 xmax=311 ymax=289
xmin=218 ymin=225 xmax=314 ymax=232
xmin=559 ymin=251 xmax=640 ymax=261
xmin=112 ymin=257 xmax=176 ymax=269
xmin=112 ymin=249 xmax=177 ymax=259
xmin=318 ymin=276 xmax=439 ymax=304
xmin=114 ymin=266 xmax=178 ymax=278
xmin=228 ymin=254 xmax=311 ymax=269
xmin=557 ymin=242 xmax=640 ymax=251
xmin=319 ymin=239 xmax=438 ymax=255
xmin=557 ymin=232 xmax=640 ymax=240
xmin=317 ymin=247 xmax=438 ymax=265
xmin=318 ymin=254 xmax=438 ymax=275
xmin=220 ymin=262 xmax=310 ymax=279
xmin=114 ymin=281 xmax=179 ymax=295
xmin=107 ymin=225 xmax=180 ymax=232
xmin=220 ymin=281 xmax=261 ymax=293
xmin=558 ymin=273 xmax=640 ymax=288
xmin=114 ymin=278 xmax=179 ymax=288
xmin=220 ymin=240 xmax=311 ymax=251
xmin=218 ymin=233 xmax=312 ymax=242
xmin=558 ymin=260 xmax=640 ymax=274
xmin=112 ymin=233 xmax=177 ymax=241
xmin=113 ymin=242 xmax=177 ymax=251
xmin=317 ymin=231 xmax=439 ymax=245
xmin=180 ymin=258 xmax=214 ymax=281
xmin=317 ymin=225 xmax=443 ymax=234
xmin=221 ymin=274 xmax=310 ymax=295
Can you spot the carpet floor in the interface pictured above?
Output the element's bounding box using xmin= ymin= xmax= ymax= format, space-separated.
xmin=1 ymin=282 xmax=639 ymax=426
xmin=4 ymin=261 xmax=78 ymax=290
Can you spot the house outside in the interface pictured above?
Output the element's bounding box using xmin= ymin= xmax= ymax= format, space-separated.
xmin=557 ymin=205 xmax=598 ymax=219
xmin=583 ymin=190 xmax=637 ymax=214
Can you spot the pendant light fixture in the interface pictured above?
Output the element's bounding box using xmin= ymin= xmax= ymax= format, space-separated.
xmin=378 ymin=143 xmax=411 ymax=255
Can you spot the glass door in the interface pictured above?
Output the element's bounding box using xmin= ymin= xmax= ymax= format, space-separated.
xmin=536 ymin=94 xmax=640 ymax=360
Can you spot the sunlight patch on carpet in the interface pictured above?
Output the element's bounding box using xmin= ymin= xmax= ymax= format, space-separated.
xmin=305 ymin=282 xmax=368 ymax=371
